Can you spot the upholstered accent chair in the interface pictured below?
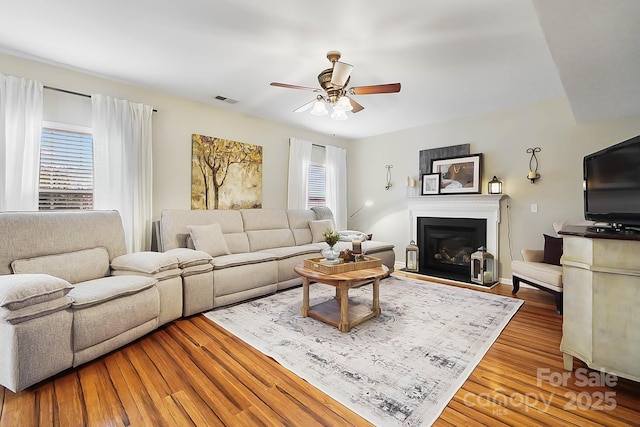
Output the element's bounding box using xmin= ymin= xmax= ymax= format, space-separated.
xmin=511 ymin=221 xmax=593 ymax=314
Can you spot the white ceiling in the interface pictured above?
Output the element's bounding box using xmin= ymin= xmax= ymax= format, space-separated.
xmin=1 ymin=0 xmax=638 ymax=140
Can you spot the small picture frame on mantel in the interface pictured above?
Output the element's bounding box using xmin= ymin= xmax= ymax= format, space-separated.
xmin=421 ymin=173 xmax=440 ymax=195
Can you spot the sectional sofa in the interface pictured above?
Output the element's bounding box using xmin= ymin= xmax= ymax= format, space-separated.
xmin=158 ymin=207 xmax=395 ymax=314
xmin=0 ymin=208 xmax=394 ymax=392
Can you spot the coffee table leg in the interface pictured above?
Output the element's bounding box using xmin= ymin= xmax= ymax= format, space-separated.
xmin=372 ymin=278 xmax=381 ymax=317
xmin=338 ymin=283 xmax=349 ymax=333
xmin=301 ymin=277 xmax=310 ymax=317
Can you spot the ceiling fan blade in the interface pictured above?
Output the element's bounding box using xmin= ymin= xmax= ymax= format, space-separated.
xmin=270 ymin=82 xmax=321 ymax=92
xmin=348 ymin=97 xmax=365 ymax=113
xmin=350 ymin=83 xmax=401 ymax=95
xmin=293 ymin=99 xmax=316 ymax=113
xmin=331 ymin=61 xmax=353 ymax=88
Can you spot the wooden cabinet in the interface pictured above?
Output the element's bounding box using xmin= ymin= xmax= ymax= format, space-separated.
xmin=559 ymin=228 xmax=640 ymax=382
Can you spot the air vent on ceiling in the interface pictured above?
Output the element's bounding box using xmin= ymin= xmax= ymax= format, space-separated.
xmin=214 ymin=95 xmax=238 ymax=104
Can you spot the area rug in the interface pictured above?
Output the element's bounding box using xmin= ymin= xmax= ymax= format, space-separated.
xmin=204 ymin=275 xmax=523 ymax=426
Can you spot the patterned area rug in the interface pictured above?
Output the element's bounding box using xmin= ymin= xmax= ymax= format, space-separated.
xmin=204 ymin=275 xmax=523 ymax=426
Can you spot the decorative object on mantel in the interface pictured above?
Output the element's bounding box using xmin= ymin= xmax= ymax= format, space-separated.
xmin=421 ymin=173 xmax=440 ymax=195
xmin=431 ymin=154 xmax=482 ymax=194
xmin=470 ymin=246 xmax=496 ymax=286
xmin=488 ymin=175 xmax=503 ymax=194
xmin=527 ymin=147 xmax=541 ymax=183
xmin=405 ymin=240 xmax=419 ymax=272
xmin=419 ymin=143 xmax=470 ymax=175
xmin=384 ymin=164 xmax=393 ymax=190
xmin=404 ymin=176 xmax=418 ymax=196
xmin=350 ymin=200 xmax=373 ymax=217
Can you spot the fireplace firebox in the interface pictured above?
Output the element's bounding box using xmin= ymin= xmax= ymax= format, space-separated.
xmin=416 ymin=217 xmax=487 ymax=282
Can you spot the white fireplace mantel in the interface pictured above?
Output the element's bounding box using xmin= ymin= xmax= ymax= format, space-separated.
xmin=408 ymin=194 xmax=505 ymax=262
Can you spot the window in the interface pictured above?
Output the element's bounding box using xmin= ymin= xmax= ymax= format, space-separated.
xmin=38 ymin=122 xmax=94 ymax=210
xmin=308 ymin=163 xmax=326 ymax=208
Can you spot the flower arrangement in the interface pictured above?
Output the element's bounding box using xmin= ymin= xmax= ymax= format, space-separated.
xmin=323 ymin=228 xmax=340 ymax=247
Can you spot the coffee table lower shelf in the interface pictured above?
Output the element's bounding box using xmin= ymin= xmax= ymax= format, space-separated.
xmin=304 ymin=298 xmax=379 ymax=332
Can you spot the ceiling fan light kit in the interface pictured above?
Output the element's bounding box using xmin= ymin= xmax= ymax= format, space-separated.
xmin=271 ymin=50 xmax=401 ymax=120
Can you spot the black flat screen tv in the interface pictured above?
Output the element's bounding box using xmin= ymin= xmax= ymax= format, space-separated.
xmin=583 ymin=134 xmax=640 ymax=231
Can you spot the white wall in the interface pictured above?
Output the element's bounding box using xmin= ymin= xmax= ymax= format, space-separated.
xmin=347 ymin=97 xmax=640 ymax=280
xmin=0 ymin=52 xmax=346 ymax=222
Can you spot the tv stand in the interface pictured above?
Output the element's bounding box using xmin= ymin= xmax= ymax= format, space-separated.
xmin=559 ymin=232 xmax=640 ymax=382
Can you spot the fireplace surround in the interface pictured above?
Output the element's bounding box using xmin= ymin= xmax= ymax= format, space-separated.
xmin=408 ymin=194 xmax=504 ymax=282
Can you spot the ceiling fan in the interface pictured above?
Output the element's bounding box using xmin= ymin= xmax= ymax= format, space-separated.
xmin=270 ymin=51 xmax=401 ymax=120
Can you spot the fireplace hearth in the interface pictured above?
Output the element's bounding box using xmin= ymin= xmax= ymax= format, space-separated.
xmin=417 ymin=217 xmax=487 ymax=283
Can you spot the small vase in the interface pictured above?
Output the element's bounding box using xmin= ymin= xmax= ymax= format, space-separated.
xmin=322 ymin=246 xmax=340 ymax=261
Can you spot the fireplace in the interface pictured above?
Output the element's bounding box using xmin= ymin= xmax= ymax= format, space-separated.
xmin=408 ymin=194 xmax=503 ymax=283
xmin=417 ymin=217 xmax=487 ymax=282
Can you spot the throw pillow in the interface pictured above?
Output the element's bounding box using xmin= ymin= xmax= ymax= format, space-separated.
xmin=309 ymin=219 xmax=335 ymax=243
xmin=542 ymin=234 xmax=563 ymax=266
xmin=0 ymin=273 xmax=74 ymax=311
xmin=187 ymin=223 xmax=231 ymax=257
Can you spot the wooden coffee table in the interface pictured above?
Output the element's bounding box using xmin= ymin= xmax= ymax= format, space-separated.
xmin=294 ymin=263 xmax=389 ymax=332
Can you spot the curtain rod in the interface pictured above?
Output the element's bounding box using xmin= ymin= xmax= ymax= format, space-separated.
xmin=44 ymin=85 xmax=158 ymax=112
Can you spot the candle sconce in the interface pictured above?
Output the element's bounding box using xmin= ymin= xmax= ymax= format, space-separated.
xmin=385 ymin=164 xmax=393 ymax=190
xmin=526 ymin=147 xmax=541 ymax=183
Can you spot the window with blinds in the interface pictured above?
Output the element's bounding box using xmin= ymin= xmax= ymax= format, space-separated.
xmin=308 ymin=164 xmax=326 ymax=208
xmin=39 ymin=123 xmax=94 ymax=210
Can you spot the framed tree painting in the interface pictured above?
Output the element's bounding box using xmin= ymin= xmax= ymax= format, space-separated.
xmin=431 ymin=154 xmax=482 ymax=194
xmin=191 ymin=134 xmax=263 ymax=209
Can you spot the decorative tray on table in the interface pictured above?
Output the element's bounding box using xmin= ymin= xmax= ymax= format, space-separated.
xmin=303 ymin=256 xmax=382 ymax=274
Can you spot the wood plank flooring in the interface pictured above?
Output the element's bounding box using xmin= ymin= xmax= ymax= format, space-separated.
xmin=1 ymin=273 xmax=639 ymax=426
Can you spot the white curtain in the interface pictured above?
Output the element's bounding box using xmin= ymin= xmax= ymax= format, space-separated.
xmin=0 ymin=73 xmax=43 ymax=211
xmin=92 ymin=94 xmax=153 ymax=252
xmin=287 ymin=137 xmax=313 ymax=209
xmin=325 ymin=144 xmax=347 ymax=230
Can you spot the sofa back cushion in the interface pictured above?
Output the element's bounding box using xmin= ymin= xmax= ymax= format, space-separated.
xmin=11 ymin=247 xmax=111 ymax=284
xmin=160 ymin=209 xmax=245 ymax=251
xmin=286 ymin=209 xmax=316 ymax=245
xmin=241 ymin=209 xmax=295 ymax=251
xmin=0 ymin=211 xmax=127 ymax=276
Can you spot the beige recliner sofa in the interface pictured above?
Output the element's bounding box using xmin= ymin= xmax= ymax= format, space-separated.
xmin=159 ymin=208 xmax=395 ymax=315
xmin=0 ymin=210 xmax=182 ymax=392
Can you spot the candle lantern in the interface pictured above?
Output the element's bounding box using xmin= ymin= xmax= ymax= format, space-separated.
xmin=470 ymin=246 xmax=496 ymax=285
xmin=405 ymin=240 xmax=419 ymax=272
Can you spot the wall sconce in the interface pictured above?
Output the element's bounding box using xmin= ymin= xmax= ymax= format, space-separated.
xmin=385 ymin=165 xmax=393 ymax=190
xmin=405 ymin=240 xmax=419 ymax=272
xmin=350 ymin=200 xmax=373 ymax=217
xmin=526 ymin=147 xmax=541 ymax=183
xmin=488 ymin=176 xmax=503 ymax=194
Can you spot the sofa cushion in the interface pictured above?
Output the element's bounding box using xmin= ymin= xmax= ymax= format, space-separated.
xmin=542 ymin=234 xmax=563 ymax=266
xmin=111 ymin=251 xmax=179 ymax=274
xmin=257 ymin=244 xmax=321 ymax=260
xmin=309 ymin=219 xmax=335 ymax=243
xmin=0 ymin=273 xmax=74 ymax=311
xmin=69 ymin=275 xmax=157 ymax=309
xmin=163 ymin=248 xmax=212 ymax=268
xmin=187 ymin=223 xmax=231 ymax=257
xmin=211 ymin=252 xmax=276 ymax=269
xmin=0 ymin=296 xmax=73 ymax=325
xmin=10 ymin=247 xmax=110 ymax=285
xmin=246 ymin=229 xmax=296 ymax=252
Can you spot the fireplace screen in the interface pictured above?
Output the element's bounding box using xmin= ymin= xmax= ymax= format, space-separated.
xmin=417 ymin=217 xmax=487 ymax=281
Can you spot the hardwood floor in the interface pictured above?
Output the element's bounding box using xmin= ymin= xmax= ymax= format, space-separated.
xmin=2 ymin=274 xmax=639 ymax=426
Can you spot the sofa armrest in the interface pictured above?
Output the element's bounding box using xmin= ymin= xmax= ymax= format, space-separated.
xmin=521 ymin=249 xmax=544 ymax=263
xmin=111 ymin=251 xmax=179 ymax=275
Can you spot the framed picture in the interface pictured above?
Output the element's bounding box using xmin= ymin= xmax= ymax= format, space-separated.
xmin=431 ymin=154 xmax=482 ymax=194
xmin=421 ymin=173 xmax=440 ymax=195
